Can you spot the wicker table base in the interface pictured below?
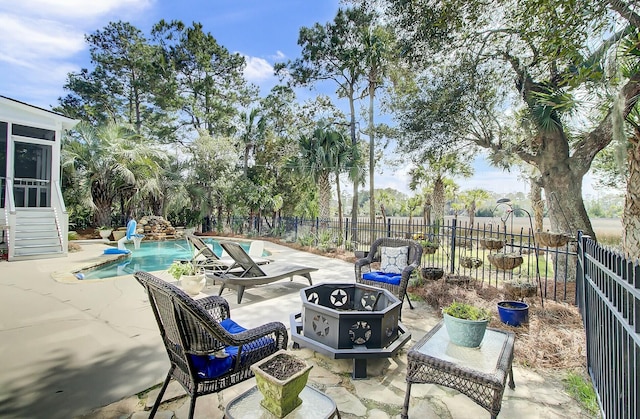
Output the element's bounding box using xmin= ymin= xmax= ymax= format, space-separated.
xmin=402 ymin=321 xmax=515 ymax=419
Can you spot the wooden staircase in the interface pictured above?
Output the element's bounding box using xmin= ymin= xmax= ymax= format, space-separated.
xmin=12 ymin=208 xmax=64 ymax=260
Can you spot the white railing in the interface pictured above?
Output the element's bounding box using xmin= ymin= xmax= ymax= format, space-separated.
xmin=4 ymin=178 xmax=15 ymax=260
xmin=13 ymin=177 xmax=50 ymax=207
xmin=52 ymin=180 xmax=68 ymax=252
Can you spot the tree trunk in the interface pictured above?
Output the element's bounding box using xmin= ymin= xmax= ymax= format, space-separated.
xmin=335 ymin=171 xmax=344 ymax=243
xmin=468 ymin=201 xmax=476 ymax=226
xmin=349 ymin=96 xmax=359 ymax=243
xmin=433 ymin=177 xmax=445 ymax=226
xmin=318 ymin=172 xmax=331 ymax=225
xmin=423 ymin=194 xmax=432 ymax=232
xmin=623 ymin=130 xmax=640 ymax=259
xmin=530 ymin=178 xmax=544 ymax=232
xmin=539 ymin=160 xmax=594 ymax=237
xmin=369 ymin=86 xmax=376 ymax=228
xmin=92 ymin=182 xmax=113 ymax=227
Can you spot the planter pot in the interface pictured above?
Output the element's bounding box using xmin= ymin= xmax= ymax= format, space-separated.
xmin=535 ymin=231 xmax=571 ymax=248
xmin=480 ymin=238 xmax=504 ymax=250
xmin=444 ymin=275 xmax=472 ymax=286
xmin=421 ymin=267 xmax=444 ymax=281
xmin=98 ymin=229 xmax=113 ymax=240
xmin=443 ymin=312 xmax=489 ymax=348
xmin=112 ymin=230 xmax=126 ymax=241
xmin=251 ymin=350 xmax=313 ymax=418
xmin=180 ymin=274 xmax=206 ymax=295
xmin=488 ymin=253 xmax=524 ymax=270
xmin=460 ymin=256 xmax=483 ymax=269
xmin=497 ymin=301 xmax=529 ymax=326
xmin=422 ymin=245 xmax=438 ymax=255
xmin=504 ymin=281 xmax=537 ymax=299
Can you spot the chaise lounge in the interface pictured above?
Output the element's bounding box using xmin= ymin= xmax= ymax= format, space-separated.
xmin=186 ymin=234 xmax=271 ymax=271
xmin=213 ymin=241 xmax=318 ymax=303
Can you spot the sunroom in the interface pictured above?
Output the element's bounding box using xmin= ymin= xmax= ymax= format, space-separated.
xmin=1 ymin=96 xmax=79 ymax=261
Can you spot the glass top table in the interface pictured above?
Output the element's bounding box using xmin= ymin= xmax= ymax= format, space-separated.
xmin=225 ymin=385 xmax=339 ymax=419
xmin=401 ymin=320 xmax=515 ymax=419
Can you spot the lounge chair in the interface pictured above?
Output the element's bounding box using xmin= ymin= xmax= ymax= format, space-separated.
xmin=186 ymin=235 xmax=270 ymax=271
xmin=134 ymin=271 xmax=288 ymax=419
xmin=214 ymin=240 xmax=318 ymax=303
xmin=355 ymin=237 xmax=423 ymax=314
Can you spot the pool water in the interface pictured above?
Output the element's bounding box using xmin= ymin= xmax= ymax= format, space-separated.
xmin=81 ymin=238 xmax=250 ymax=280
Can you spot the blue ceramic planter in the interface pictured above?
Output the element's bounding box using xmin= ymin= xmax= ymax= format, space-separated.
xmin=497 ymin=301 xmax=529 ymax=326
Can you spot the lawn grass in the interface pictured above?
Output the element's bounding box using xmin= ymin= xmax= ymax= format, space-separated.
xmin=564 ymin=371 xmax=600 ymax=418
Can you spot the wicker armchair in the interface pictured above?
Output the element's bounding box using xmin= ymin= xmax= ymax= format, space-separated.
xmin=354 ymin=238 xmax=423 ymax=312
xmin=134 ymin=271 xmax=288 ymax=419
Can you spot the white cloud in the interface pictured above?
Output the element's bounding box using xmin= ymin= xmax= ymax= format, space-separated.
xmin=0 ymin=13 xmax=85 ymax=66
xmin=243 ymin=56 xmax=275 ymax=83
xmin=2 ymin=0 xmax=153 ymax=20
xmin=271 ymin=50 xmax=286 ymax=60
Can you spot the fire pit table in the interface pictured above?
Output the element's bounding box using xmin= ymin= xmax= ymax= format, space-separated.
xmin=290 ymin=283 xmax=411 ymax=379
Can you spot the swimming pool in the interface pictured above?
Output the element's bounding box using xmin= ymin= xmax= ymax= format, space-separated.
xmin=80 ymin=238 xmax=251 ymax=280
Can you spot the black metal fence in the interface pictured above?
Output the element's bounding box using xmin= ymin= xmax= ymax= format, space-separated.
xmin=576 ymin=231 xmax=640 ymax=419
xmin=228 ymin=215 xmax=576 ymax=303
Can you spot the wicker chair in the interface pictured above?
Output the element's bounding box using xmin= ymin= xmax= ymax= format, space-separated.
xmin=354 ymin=238 xmax=423 ymax=311
xmin=134 ymin=271 xmax=288 ymax=419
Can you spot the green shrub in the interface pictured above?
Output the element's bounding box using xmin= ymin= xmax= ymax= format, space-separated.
xmin=443 ymin=301 xmax=491 ymax=321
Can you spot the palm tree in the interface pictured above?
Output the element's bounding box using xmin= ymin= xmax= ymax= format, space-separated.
xmin=239 ymin=108 xmax=266 ymax=176
xmin=459 ymin=188 xmax=490 ymax=226
xmin=409 ymin=151 xmax=473 ymax=228
xmin=62 ymin=122 xmax=165 ymax=227
xmin=290 ymin=127 xmax=351 ymax=222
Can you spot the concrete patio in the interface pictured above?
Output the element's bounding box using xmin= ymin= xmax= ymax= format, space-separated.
xmin=0 ymin=239 xmax=593 ymax=418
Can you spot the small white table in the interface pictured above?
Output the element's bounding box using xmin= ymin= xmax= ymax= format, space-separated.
xmin=225 ymin=385 xmax=340 ymax=419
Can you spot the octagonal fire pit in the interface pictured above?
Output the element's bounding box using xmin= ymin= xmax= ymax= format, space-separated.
xmin=290 ymin=283 xmax=411 ymax=379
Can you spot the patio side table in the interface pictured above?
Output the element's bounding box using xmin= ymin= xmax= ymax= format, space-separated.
xmin=402 ymin=321 xmax=515 ymax=419
xmin=225 ymin=385 xmax=340 ymax=419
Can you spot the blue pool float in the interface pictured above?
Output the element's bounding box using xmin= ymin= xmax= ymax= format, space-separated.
xmin=104 ymin=248 xmax=131 ymax=255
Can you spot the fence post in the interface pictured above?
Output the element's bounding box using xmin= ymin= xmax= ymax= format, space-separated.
xmin=387 ymin=218 xmax=391 ymax=238
xmin=294 ymin=217 xmax=298 ymax=242
xmin=450 ymin=218 xmax=457 ymax=273
xmin=345 ymin=218 xmax=350 ymax=245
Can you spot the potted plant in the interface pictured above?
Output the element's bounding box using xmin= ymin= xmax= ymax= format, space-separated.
xmin=442 ymin=301 xmax=491 ymax=348
xmin=488 ymin=252 xmax=524 ymax=270
xmin=504 ymin=279 xmax=537 ymax=299
xmin=459 ymin=256 xmax=483 ymax=269
xmin=480 ymin=237 xmax=504 ymax=250
xmin=96 ymin=226 xmax=113 ymax=240
xmin=250 ymin=349 xmax=313 ymax=417
xmin=421 ymin=267 xmax=444 ymax=281
xmin=168 ymin=261 xmax=205 ymax=296
xmin=535 ymin=231 xmax=572 ymax=248
xmin=418 ymin=239 xmax=439 ymax=254
xmin=497 ymin=300 xmax=530 ymax=326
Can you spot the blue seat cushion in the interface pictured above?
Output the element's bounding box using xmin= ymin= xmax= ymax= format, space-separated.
xmin=190 ymin=318 xmax=275 ymax=379
xmin=362 ymin=271 xmax=402 ymax=286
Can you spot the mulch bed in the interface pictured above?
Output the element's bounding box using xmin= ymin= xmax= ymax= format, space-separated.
xmin=408 ymin=279 xmax=587 ymax=370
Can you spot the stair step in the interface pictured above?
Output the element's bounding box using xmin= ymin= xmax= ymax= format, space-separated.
xmin=15 ymin=243 xmax=62 ymax=249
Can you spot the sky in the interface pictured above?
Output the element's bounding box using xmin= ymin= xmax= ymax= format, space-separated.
xmin=0 ymin=0 xmax=616 ymax=199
